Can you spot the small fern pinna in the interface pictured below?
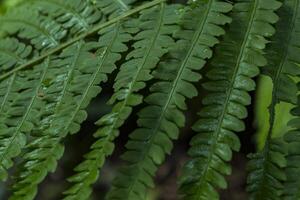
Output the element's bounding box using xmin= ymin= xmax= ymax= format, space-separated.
xmin=0 ymin=0 xmax=300 ymax=199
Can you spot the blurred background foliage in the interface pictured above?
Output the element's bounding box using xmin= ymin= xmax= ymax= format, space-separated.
xmin=0 ymin=0 xmax=296 ymax=199
xmin=255 ymin=76 xmax=295 ymax=150
xmin=0 ymin=0 xmax=23 ymax=12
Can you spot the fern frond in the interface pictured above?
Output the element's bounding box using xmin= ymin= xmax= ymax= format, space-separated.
xmin=0 ymin=0 xmax=164 ymax=81
xmin=0 ymin=38 xmax=32 ymax=73
xmin=247 ymin=139 xmax=287 ymax=200
xmin=262 ymin=0 xmax=300 ymax=105
xmin=9 ymin=24 xmax=135 ymax=200
xmin=0 ymin=6 xmax=67 ymax=50
xmin=96 ymin=0 xmax=137 ymax=18
xmin=0 ymin=0 xmax=164 ymax=196
xmin=63 ymin=4 xmax=180 ymax=200
xmin=0 ymin=38 xmax=36 ymax=181
xmin=0 ymin=63 xmax=50 ymax=183
xmin=107 ymin=1 xmax=232 ymax=199
xmin=179 ymin=1 xmax=281 ymax=199
xmin=0 ymin=0 xmax=295 ymax=199
xmin=246 ymin=1 xmax=300 ymax=199
xmin=31 ymin=0 xmax=104 ymax=36
xmin=0 ymin=1 xmax=124 ymax=181
xmin=284 ymin=90 xmax=300 ymax=199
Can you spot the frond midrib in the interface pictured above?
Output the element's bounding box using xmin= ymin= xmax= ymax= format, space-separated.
xmin=0 ymin=0 xmax=165 ymax=81
xmin=193 ymin=0 xmax=259 ymax=194
xmin=64 ymin=47 xmax=108 ymax=132
xmin=268 ymin=0 xmax=299 ymax=132
xmin=252 ymin=144 xmax=271 ymax=198
xmin=12 ymin=43 xmax=82 ymax=178
xmin=121 ymin=3 xmax=167 ymax=197
xmin=0 ymin=57 xmax=50 ymax=166
xmin=124 ymin=2 xmax=165 ymax=107
xmin=286 ymin=148 xmax=300 ymax=199
xmin=254 ymin=1 xmax=299 ymax=197
xmin=63 ymin=22 xmax=123 ymax=196
xmin=0 ymin=73 xmax=16 ymax=112
xmin=180 ymin=0 xmax=221 ymax=197
xmin=49 ymin=43 xmax=83 ymax=131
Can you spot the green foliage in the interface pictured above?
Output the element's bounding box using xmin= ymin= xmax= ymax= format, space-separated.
xmin=107 ymin=1 xmax=232 ymax=199
xmin=179 ymin=1 xmax=281 ymax=200
xmin=247 ymin=138 xmax=287 ymax=200
xmin=0 ymin=0 xmax=300 ymax=200
xmin=63 ymin=3 xmax=180 ymax=199
xmin=246 ymin=0 xmax=300 ymax=199
xmin=284 ymin=88 xmax=300 ymax=200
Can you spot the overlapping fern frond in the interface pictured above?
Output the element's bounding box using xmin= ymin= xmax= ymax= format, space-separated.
xmin=246 ymin=1 xmax=300 ymax=199
xmin=10 ymin=27 xmax=135 ymax=200
xmin=180 ymin=1 xmax=281 ymax=199
xmin=0 ymin=0 xmax=165 ymax=199
xmin=107 ymin=1 xmax=232 ymax=199
xmin=284 ymin=88 xmax=300 ymax=200
xmin=1 ymin=0 xmax=300 ymax=199
xmin=62 ymin=3 xmax=181 ymax=199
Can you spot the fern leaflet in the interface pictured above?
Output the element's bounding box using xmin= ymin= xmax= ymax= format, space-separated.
xmin=0 ymin=0 xmax=165 ymax=198
xmin=63 ymin=3 xmax=180 ymax=200
xmin=284 ymin=89 xmax=300 ymax=199
xmin=180 ymin=1 xmax=281 ymax=200
xmin=246 ymin=0 xmax=300 ymax=199
xmin=107 ymin=1 xmax=232 ymax=199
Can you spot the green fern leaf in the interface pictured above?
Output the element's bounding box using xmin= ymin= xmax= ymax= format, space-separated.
xmin=0 ymin=2 xmax=108 ymax=181
xmin=0 ymin=0 xmax=165 ymax=198
xmin=262 ymin=0 xmax=300 ymax=105
xmin=31 ymin=0 xmax=104 ymax=36
xmin=9 ymin=23 xmax=137 ymax=199
xmin=179 ymin=1 xmax=281 ymax=200
xmin=284 ymin=89 xmax=300 ymax=200
xmin=0 ymin=36 xmax=44 ymax=181
xmin=0 ymin=62 xmax=48 ymax=179
xmin=0 ymin=38 xmax=32 ymax=73
xmin=0 ymin=39 xmax=37 ymax=180
xmin=107 ymin=1 xmax=232 ymax=199
xmin=0 ymin=6 xmax=67 ymax=50
xmin=63 ymin=4 xmax=180 ymax=200
xmin=247 ymin=139 xmax=287 ymax=200
xmin=246 ymin=1 xmax=300 ymax=199
xmin=0 ymin=0 xmax=296 ymax=199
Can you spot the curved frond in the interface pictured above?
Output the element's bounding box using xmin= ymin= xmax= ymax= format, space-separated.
xmin=262 ymin=0 xmax=300 ymax=105
xmin=284 ymin=90 xmax=300 ymax=200
xmin=0 ymin=0 xmax=164 ymax=81
xmin=63 ymin=4 xmax=180 ymax=200
xmin=107 ymin=1 xmax=232 ymax=199
xmin=179 ymin=1 xmax=281 ymax=200
xmin=0 ymin=0 xmax=164 ymax=183
xmin=0 ymin=0 xmax=297 ymax=199
xmin=0 ymin=7 xmax=67 ymax=50
xmin=9 ymin=23 xmax=135 ymax=200
xmin=0 ymin=38 xmax=37 ymax=181
xmin=31 ymin=0 xmax=104 ymax=36
xmin=247 ymin=1 xmax=300 ymax=199
xmin=247 ymin=139 xmax=287 ymax=200
xmin=0 ymin=40 xmax=39 ymax=180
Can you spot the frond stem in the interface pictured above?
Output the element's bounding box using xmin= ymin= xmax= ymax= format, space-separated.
xmin=0 ymin=0 xmax=165 ymax=81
